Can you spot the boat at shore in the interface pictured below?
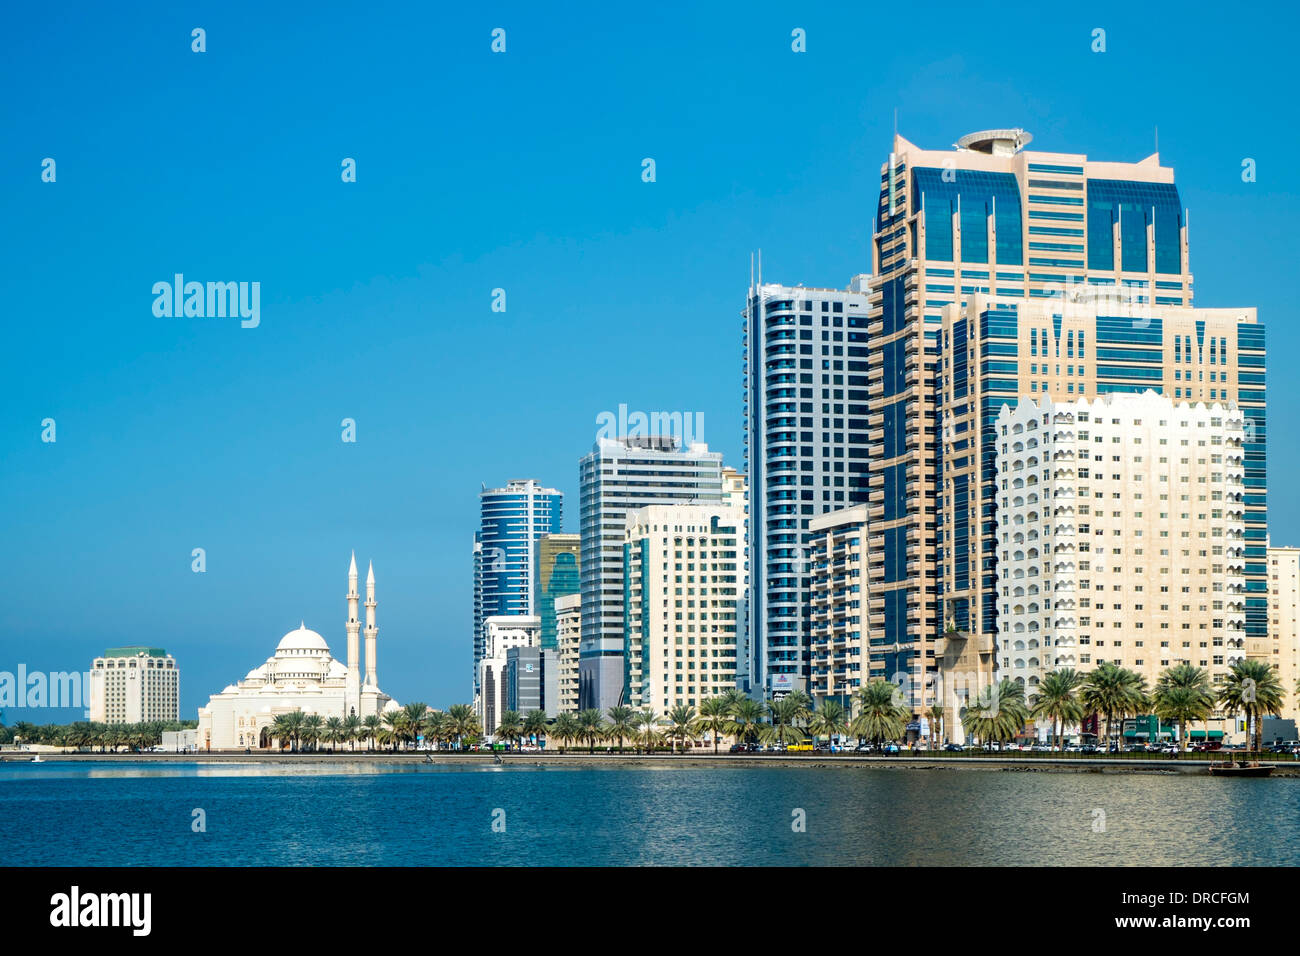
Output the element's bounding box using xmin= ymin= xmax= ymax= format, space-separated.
xmin=1208 ymin=760 xmax=1274 ymax=777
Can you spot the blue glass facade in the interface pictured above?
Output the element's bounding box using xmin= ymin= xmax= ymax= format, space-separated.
xmin=1086 ymin=179 xmax=1182 ymax=274
xmin=912 ymin=169 xmax=1023 ymax=266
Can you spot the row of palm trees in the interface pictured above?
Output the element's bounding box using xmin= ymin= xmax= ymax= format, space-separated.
xmin=1018 ymin=659 xmax=1286 ymax=752
xmin=487 ymin=683 xmax=914 ymax=753
xmin=3 ymin=720 xmax=195 ymax=751
xmin=266 ymin=702 xmax=483 ymax=752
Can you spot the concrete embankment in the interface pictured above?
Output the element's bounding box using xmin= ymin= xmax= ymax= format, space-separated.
xmin=5 ymin=750 xmax=1299 ymax=776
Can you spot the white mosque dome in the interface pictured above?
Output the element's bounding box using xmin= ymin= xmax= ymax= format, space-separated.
xmin=276 ymin=623 xmax=331 ymax=653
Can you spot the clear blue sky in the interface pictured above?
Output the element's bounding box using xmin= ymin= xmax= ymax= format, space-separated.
xmin=1 ymin=0 xmax=1295 ymax=721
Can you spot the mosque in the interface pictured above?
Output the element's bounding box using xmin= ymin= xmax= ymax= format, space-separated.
xmin=193 ymin=553 xmax=400 ymax=750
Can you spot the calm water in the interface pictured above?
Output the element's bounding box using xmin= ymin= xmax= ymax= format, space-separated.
xmin=2 ymin=760 xmax=1297 ymax=866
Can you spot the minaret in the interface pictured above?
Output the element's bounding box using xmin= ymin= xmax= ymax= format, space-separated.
xmin=364 ymin=560 xmax=378 ymax=687
xmin=345 ymin=552 xmax=361 ymax=714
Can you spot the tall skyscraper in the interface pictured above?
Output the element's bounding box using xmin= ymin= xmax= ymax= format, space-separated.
xmin=937 ymin=294 xmax=1263 ymax=674
xmin=866 ymin=129 xmax=1218 ymax=710
xmin=578 ymin=436 xmax=724 ymax=711
xmin=473 ymin=479 xmax=563 ymax=697
xmin=743 ymin=276 xmax=872 ymax=700
xmin=535 ymin=533 xmax=580 ymax=652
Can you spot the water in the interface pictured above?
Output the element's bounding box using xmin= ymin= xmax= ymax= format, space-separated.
xmin=2 ymin=760 xmax=1297 ymax=866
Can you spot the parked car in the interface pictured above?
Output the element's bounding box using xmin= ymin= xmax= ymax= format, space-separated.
xmin=854 ymin=742 xmax=874 ymax=752
xmin=883 ymin=743 xmax=900 ymax=755
xmin=942 ymin=743 xmax=964 ymax=752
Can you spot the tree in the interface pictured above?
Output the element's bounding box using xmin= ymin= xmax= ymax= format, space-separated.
xmin=522 ymin=710 xmax=549 ymax=748
xmin=301 ymin=714 xmax=325 ymax=752
xmin=576 ymin=709 xmax=607 ymax=754
xmin=550 ymin=713 xmax=580 ymax=753
xmin=343 ymin=714 xmax=362 ymax=752
xmin=1218 ymin=660 xmax=1285 ymax=752
xmin=850 ymin=679 xmax=908 ymax=746
xmin=403 ymin=702 xmax=430 ymax=747
xmin=605 ymin=706 xmax=637 ymax=752
xmin=494 ymin=710 xmax=524 ymax=750
xmin=634 ymin=710 xmax=665 ymax=752
xmin=323 ymin=716 xmax=345 ymax=752
xmin=445 ymin=704 xmax=479 ymax=750
xmin=697 ymin=697 xmax=731 ymax=754
xmin=361 ymin=714 xmax=383 ymax=752
xmin=1033 ymin=669 xmax=1085 ymax=751
xmin=1152 ymin=664 xmax=1214 ymax=751
xmin=926 ymin=703 xmax=945 ymax=750
xmin=765 ymin=696 xmax=807 ymax=746
xmin=1081 ymin=663 xmax=1149 ymax=750
xmin=664 ymin=704 xmax=699 ymax=753
xmin=380 ymin=711 xmax=407 ymax=750
xmin=808 ymin=699 xmax=849 ymax=750
xmin=726 ymin=697 xmax=766 ymax=746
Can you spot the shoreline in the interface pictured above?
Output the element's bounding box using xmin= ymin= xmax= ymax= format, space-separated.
xmin=6 ymin=751 xmax=1298 ymax=776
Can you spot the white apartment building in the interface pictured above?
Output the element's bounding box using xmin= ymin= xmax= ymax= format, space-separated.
xmin=623 ymin=504 xmax=744 ymax=714
xmin=88 ymin=647 xmax=179 ymax=723
xmin=995 ymin=392 xmax=1246 ymax=720
xmin=578 ymin=436 xmax=725 ymax=711
xmin=476 ymin=616 xmax=539 ymax=734
xmin=554 ymin=593 xmax=582 ymax=714
xmin=1265 ymin=545 xmax=1300 ymax=721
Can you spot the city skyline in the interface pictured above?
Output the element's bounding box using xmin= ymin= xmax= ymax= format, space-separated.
xmin=4 ymin=3 xmax=1298 ymax=720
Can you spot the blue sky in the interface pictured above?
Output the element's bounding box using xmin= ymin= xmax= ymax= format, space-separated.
xmin=1 ymin=0 xmax=1295 ymax=721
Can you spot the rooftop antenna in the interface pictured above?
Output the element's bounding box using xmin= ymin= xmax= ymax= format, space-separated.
xmin=1154 ymin=124 xmax=1159 ymax=156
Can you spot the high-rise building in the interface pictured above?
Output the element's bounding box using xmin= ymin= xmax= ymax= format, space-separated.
xmin=477 ymin=615 xmax=540 ymax=734
xmin=867 ymin=129 xmax=1219 ymax=711
xmin=721 ymin=467 xmax=752 ymax=692
xmin=555 ymin=592 xmax=582 ymax=714
xmin=1264 ymin=545 xmax=1300 ymax=721
xmin=743 ymin=276 xmax=872 ymax=701
xmin=937 ymin=294 xmax=1265 ymax=701
xmin=88 ymin=647 xmax=179 ymax=723
xmin=623 ymin=503 xmax=744 ymax=713
xmin=578 ymin=436 xmax=725 ymax=711
xmin=988 ymin=392 xmax=1246 ymax=741
xmin=808 ymin=504 xmax=871 ymax=706
xmin=473 ymin=479 xmax=563 ymax=697
xmin=535 ymin=533 xmax=580 ymax=652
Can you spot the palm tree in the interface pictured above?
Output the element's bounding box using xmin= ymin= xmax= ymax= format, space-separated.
xmin=1081 ymin=663 xmax=1149 ymax=751
xmin=550 ymin=713 xmax=580 ymax=753
xmin=494 ymin=710 xmax=524 ymax=750
xmin=634 ymin=709 xmax=665 ymax=752
xmin=343 ymin=714 xmax=362 ymax=752
xmin=1033 ymin=668 xmax=1085 ymax=751
xmin=926 ymin=703 xmax=945 ymax=750
xmin=766 ymin=696 xmax=807 ymax=746
xmin=1152 ymin=664 xmax=1213 ymax=751
xmin=664 ymin=704 xmax=699 ymax=753
xmin=381 ymin=711 xmax=407 ymax=751
xmin=323 ymin=716 xmax=345 ymax=752
xmin=576 ymin=709 xmax=607 ymax=754
xmin=605 ymin=706 xmax=637 ymax=752
xmin=445 ymin=703 xmax=479 ymax=750
xmin=361 ymin=714 xmax=383 ymax=752
xmin=697 ymin=697 xmax=731 ymax=754
xmin=726 ymin=697 xmax=766 ymax=746
xmin=521 ymin=710 xmax=549 ymax=749
xmin=850 ymin=679 xmax=908 ymax=746
xmin=403 ymin=702 xmax=430 ymax=748
xmin=1218 ymin=660 xmax=1285 ymax=752
xmin=808 ymin=699 xmax=849 ymax=750
xmin=301 ymin=714 xmax=325 ymax=752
